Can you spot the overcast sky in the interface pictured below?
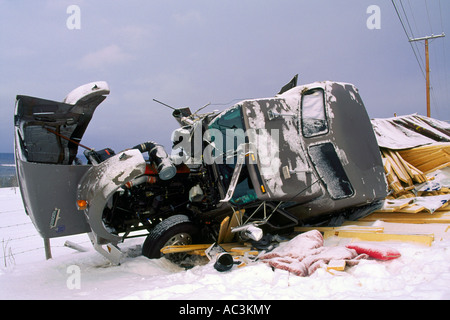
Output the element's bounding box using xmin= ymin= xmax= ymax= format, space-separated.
xmin=1 ymin=0 xmax=448 ymax=153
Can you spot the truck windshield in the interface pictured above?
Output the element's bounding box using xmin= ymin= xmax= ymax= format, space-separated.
xmin=208 ymin=106 xmax=257 ymax=205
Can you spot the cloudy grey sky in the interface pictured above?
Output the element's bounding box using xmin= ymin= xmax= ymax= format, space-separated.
xmin=1 ymin=0 xmax=448 ymax=153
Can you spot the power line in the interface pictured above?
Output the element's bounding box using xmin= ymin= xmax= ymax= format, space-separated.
xmin=391 ymin=0 xmax=426 ymax=78
xmin=392 ymin=0 xmax=447 ymax=117
xmin=438 ymin=0 xmax=444 ymax=32
xmin=400 ymin=0 xmax=427 ymax=76
xmin=424 ymin=0 xmax=434 ymax=35
xmin=437 ymin=0 xmax=449 ymax=114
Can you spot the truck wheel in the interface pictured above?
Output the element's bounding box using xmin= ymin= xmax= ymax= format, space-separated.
xmin=142 ymin=214 xmax=199 ymax=259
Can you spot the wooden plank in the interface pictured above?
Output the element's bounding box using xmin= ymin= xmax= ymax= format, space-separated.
xmin=397 ymin=204 xmax=426 ymax=213
xmin=360 ymin=211 xmax=450 ymax=224
xmin=294 ymin=226 xmax=384 ymax=234
xmin=394 ymin=151 xmax=420 ymax=183
xmin=386 ymin=150 xmax=412 ymax=185
xmin=398 ymin=143 xmax=450 ymax=174
xmin=383 ymin=157 xmax=404 ymax=194
xmin=230 ymin=247 xmax=259 ymax=255
xmin=223 ymin=210 xmax=244 ymax=243
xmin=420 ymin=159 xmax=450 ymax=174
xmin=160 ymin=242 xmax=250 ymax=255
xmin=376 ymin=222 xmax=450 ymax=241
xmin=161 ymin=244 xmax=212 ymax=254
xmin=378 ymin=199 xmax=414 ymax=212
xmin=327 ymin=260 xmax=346 ymax=271
xmin=401 ymin=149 xmax=443 ymax=167
xmin=398 ymin=143 xmax=450 ymax=162
xmin=423 ymin=161 xmax=450 ymax=175
xmin=397 ymin=153 xmax=427 ymax=183
xmin=217 ymin=216 xmax=230 ymax=244
xmin=323 ymin=230 xmax=434 ymax=246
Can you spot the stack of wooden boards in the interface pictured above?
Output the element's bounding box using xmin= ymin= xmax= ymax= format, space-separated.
xmin=347 ymin=142 xmax=450 ymax=244
xmin=377 ymin=143 xmax=450 ymax=215
xmin=380 ymin=142 xmax=450 ymax=198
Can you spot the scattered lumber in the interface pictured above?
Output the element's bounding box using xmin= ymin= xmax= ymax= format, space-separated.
xmin=359 ymin=210 xmax=450 ymax=224
xmin=160 ymin=242 xmax=253 ymax=256
xmin=294 ymin=225 xmax=384 ymax=234
xmin=377 ymin=141 xmax=450 ymax=225
xmin=398 ymin=143 xmax=450 ymax=174
xmin=381 ymin=148 xmax=426 ymax=195
xmin=322 ymin=230 xmax=434 ymax=246
xmin=371 ymin=194 xmax=450 ymax=215
xmin=380 ymin=143 xmax=450 ymax=198
xmin=296 ymin=224 xmax=437 ymax=246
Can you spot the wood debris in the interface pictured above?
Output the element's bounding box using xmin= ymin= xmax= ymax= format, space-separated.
xmin=398 ymin=143 xmax=450 ymax=174
xmin=380 ymin=143 xmax=450 ymax=198
xmin=295 ymin=224 xmax=437 ymax=246
xmin=376 ymin=142 xmax=450 ymax=217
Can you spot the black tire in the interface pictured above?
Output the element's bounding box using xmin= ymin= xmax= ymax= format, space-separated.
xmin=142 ymin=214 xmax=199 ymax=259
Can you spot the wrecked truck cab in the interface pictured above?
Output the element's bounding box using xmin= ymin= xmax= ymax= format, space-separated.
xmin=14 ymin=79 xmax=387 ymax=265
xmin=208 ymin=81 xmax=387 ymax=227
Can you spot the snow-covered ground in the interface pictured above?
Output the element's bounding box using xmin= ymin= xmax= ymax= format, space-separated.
xmin=1 ymin=187 xmax=450 ymax=300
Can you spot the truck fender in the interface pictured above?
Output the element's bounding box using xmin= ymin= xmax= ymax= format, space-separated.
xmin=77 ymin=149 xmax=147 ymax=246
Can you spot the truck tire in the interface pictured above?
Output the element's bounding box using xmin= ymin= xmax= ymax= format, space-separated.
xmin=142 ymin=214 xmax=199 ymax=259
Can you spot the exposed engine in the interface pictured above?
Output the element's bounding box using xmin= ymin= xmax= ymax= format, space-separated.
xmin=84 ymin=142 xmax=224 ymax=240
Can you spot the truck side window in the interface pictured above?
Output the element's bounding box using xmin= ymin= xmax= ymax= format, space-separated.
xmin=308 ymin=142 xmax=354 ymax=199
xmin=301 ymin=88 xmax=328 ymax=137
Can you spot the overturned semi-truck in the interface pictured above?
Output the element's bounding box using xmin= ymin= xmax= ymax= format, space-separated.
xmin=14 ymin=77 xmax=387 ymax=264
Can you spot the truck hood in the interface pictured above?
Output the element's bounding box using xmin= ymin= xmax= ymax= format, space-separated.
xmin=14 ymin=81 xmax=110 ymax=164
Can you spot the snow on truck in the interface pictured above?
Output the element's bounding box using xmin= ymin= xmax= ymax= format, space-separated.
xmin=14 ymin=77 xmax=387 ymax=264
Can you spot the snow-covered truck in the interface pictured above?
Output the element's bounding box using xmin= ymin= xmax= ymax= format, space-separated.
xmin=14 ymin=77 xmax=387 ymax=264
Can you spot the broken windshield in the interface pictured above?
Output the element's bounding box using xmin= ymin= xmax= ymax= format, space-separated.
xmin=208 ymin=106 xmax=246 ymax=162
xmin=208 ymin=106 xmax=257 ymax=205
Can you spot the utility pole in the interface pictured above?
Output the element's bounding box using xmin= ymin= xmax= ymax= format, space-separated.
xmin=409 ymin=33 xmax=445 ymax=117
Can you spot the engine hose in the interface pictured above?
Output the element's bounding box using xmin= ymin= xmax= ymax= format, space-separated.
xmin=132 ymin=141 xmax=176 ymax=180
xmin=125 ymin=175 xmax=157 ymax=188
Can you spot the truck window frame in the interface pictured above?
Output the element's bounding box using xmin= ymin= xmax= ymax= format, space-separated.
xmin=300 ymin=88 xmax=329 ymax=138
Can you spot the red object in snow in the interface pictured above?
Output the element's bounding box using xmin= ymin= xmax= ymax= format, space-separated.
xmin=346 ymin=243 xmax=401 ymax=260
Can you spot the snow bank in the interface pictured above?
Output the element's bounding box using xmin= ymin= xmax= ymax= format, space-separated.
xmin=1 ymin=187 xmax=450 ymax=300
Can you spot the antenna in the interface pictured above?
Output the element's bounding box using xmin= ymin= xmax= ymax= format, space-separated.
xmin=192 ymin=102 xmax=211 ymax=116
xmin=152 ymin=99 xmax=176 ymax=110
